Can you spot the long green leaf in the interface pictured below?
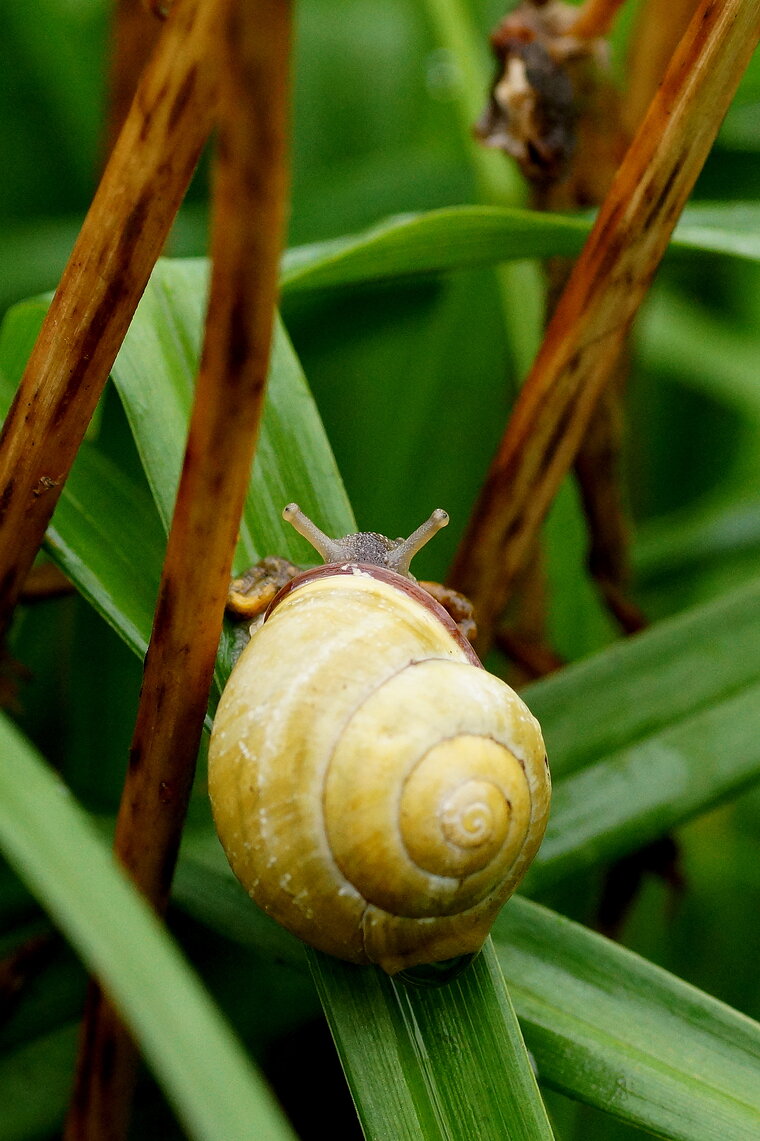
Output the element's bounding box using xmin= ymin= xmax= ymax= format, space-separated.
xmin=310 ymin=942 xmax=554 ymax=1141
xmin=528 ymin=678 xmax=760 ymax=893
xmin=281 ymin=206 xmax=587 ymax=293
xmin=495 ymin=897 xmax=760 ymax=1141
xmin=0 ymin=714 xmax=295 ymax=1141
xmin=281 ymin=203 xmax=760 ymax=295
xmin=114 ymin=258 xmax=353 ymax=565
xmin=525 ymin=574 xmax=760 ymax=781
xmin=523 ymin=577 xmax=760 ymax=891
xmin=174 ymin=840 xmax=760 ymax=1141
xmin=0 ymin=301 xmax=164 ymax=659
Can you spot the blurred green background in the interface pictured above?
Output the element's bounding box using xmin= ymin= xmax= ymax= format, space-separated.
xmin=3 ymin=1 xmax=760 ymax=1137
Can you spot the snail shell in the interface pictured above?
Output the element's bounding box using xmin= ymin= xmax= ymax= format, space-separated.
xmin=209 ymin=507 xmax=550 ymax=974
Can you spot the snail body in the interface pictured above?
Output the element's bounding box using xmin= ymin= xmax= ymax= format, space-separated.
xmin=209 ymin=506 xmax=550 ymax=974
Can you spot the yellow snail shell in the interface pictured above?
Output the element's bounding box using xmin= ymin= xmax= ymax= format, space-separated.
xmin=209 ymin=506 xmax=550 ymax=975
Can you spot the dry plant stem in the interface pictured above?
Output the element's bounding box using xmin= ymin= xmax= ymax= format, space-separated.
xmin=451 ymin=0 xmax=760 ymax=657
xmin=106 ymin=0 xmax=163 ymax=153
xmin=574 ymin=374 xmax=647 ymax=635
xmin=0 ymin=0 xmax=216 ymax=641
xmin=624 ymin=0 xmax=700 ymax=133
xmin=569 ymin=0 xmax=628 ymax=39
xmin=64 ymin=3 xmax=293 ymax=1139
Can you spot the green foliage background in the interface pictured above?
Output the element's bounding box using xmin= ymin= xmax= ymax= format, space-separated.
xmin=1 ymin=0 xmax=760 ymax=1138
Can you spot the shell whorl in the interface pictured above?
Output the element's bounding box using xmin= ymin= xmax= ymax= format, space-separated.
xmin=324 ymin=657 xmax=542 ymax=919
xmin=208 ymin=569 xmax=550 ymax=973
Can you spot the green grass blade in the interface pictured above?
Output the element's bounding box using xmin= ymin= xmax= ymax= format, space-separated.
xmin=525 ymin=575 xmax=760 ymax=781
xmin=522 ymin=577 xmax=760 ymax=891
xmin=495 ymin=897 xmax=760 ymax=1141
xmin=0 ymin=300 xmax=163 ymax=659
xmin=46 ymin=444 xmax=163 ymax=657
xmin=310 ymin=941 xmax=554 ymax=1141
xmin=281 ymin=203 xmax=760 ymax=296
xmin=174 ymin=844 xmax=760 ymax=1141
xmin=529 ymin=677 xmax=760 ymax=892
xmin=0 ymin=714 xmax=295 ymax=1141
xmin=113 ymin=258 xmax=353 ymax=564
xmin=281 ymin=206 xmax=587 ymax=293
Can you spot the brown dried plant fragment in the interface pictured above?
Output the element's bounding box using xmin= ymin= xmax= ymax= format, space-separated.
xmin=480 ymin=0 xmax=639 ymax=651
xmin=107 ymin=0 xmax=163 ymax=152
xmin=64 ymin=2 xmax=293 ymax=1137
xmin=451 ymin=0 xmax=760 ymax=657
xmin=0 ymin=0 xmax=217 ymax=641
xmin=476 ymin=0 xmax=625 ymax=204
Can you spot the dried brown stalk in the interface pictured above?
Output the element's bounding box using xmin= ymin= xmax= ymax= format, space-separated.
xmin=476 ymin=0 xmax=637 ymax=650
xmin=64 ymin=1 xmax=293 ymax=1137
xmin=0 ymin=0 xmax=216 ymax=641
xmin=574 ymin=375 xmax=646 ymax=635
xmin=624 ymin=0 xmax=701 ymax=133
xmin=450 ymin=0 xmax=760 ymax=657
xmin=569 ymin=0 xmax=628 ymax=39
xmin=106 ymin=0 xmax=163 ymax=153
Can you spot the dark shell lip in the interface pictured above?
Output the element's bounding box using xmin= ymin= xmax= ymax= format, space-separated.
xmin=265 ymin=562 xmax=482 ymax=668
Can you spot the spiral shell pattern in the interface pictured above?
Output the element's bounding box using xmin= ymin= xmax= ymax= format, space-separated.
xmin=209 ymin=569 xmax=550 ymax=974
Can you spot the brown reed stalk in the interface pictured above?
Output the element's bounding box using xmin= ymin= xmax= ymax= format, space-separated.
xmin=64 ymin=1 xmax=293 ymax=1137
xmin=0 ymin=0 xmax=216 ymax=641
xmin=106 ymin=0 xmax=163 ymax=153
xmin=624 ymin=0 xmax=701 ymax=133
xmin=569 ymin=0 xmax=628 ymax=39
xmin=450 ymin=0 xmax=760 ymax=657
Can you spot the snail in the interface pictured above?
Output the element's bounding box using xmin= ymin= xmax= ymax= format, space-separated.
xmin=208 ymin=504 xmax=550 ymax=975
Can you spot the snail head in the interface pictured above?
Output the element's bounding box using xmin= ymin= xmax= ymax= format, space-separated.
xmin=282 ymin=503 xmax=449 ymax=578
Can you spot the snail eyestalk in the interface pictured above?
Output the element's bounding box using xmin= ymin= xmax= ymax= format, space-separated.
xmin=389 ymin=509 xmax=449 ymax=576
xmin=282 ymin=503 xmax=344 ymax=563
xmin=283 ymin=503 xmax=449 ymax=576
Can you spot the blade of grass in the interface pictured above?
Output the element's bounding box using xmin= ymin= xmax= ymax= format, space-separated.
xmin=65 ymin=2 xmax=294 ymax=1137
xmin=0 ymin=300 xmax=163 ymax=659
xmin=0 ymin=0 xmax=217 ymax=636
xmin=420 ymin=0 xmax=543 ymax=374
xmin=448 ymin=0 xmax=760 ymax=655
xmin=172 ymin=839 xmax=760 ymax=1141
xmin=280 ymin=203 xmax=760 ymax=295
xmin=0 ymin=715 xmax=295 ymax=1141
xmin=527 ymin=677 xmax=760 ymax=893
xmin=112 ymin=258 xmax=353 ymax=562
xmin=310 ymin=941 xmax=554 ymax=1141
xmin=495 ymin=896 xmax=760 ymax=1141
xmin=524 ymin=573 xmax=760 ymax=781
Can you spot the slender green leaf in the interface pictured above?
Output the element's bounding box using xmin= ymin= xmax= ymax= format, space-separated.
xmin=529 ymin=677 xmax=760 ymax=893
xmin=418 ymin=0 xmax=544 ymax=373
xmin=174 ymin=841 xmax=760 ymax=1141
xmin=495 ymin=897 xmax=760 ymax=1141
xmin=281 ymin=203 xmax=760 ymax=296
xmin=525 ymin=574 xmax=760 ymax=781
xmin=0 ymin=714 xmax=295 ymax=1141
xmin=281 ymin=206 xmax=587 ymax=293
xmin=522 ymin=577 xmax=760 ymax=891
xmin=0 ymin=301 xmax=163 ymax=659
xmin=113 ymin=258 xmax=353 ymax=566
xmin=46 ymin=444 xmax=163 ymax=658
xmin=310 ymin=941 xmax=554 ymax=1141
